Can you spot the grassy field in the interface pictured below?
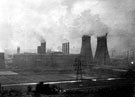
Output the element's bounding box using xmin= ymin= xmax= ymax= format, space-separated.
xmin=0 ymin=70 xmax=76 ymax=85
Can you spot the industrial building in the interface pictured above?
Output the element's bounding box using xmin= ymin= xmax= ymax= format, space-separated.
xmin=62 ymin=42 xmax=69 ymax=54
xmin=12 ymin=34 xmax=111 ymax=71
xmin=37 ymin=41 xmax=46 ymax=54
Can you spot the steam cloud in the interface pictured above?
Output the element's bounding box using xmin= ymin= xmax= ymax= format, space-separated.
xmin=70 ymin=10 xmax=108 ymax=37
xmin=0 ymin=0 xmax=134 ymax=54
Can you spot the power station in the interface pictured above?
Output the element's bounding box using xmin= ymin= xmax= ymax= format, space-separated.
xmin=3 ymin=33 xmax=134 ymax=72
xmin=1 ymin=34 xmax=135 ymax=97
xmin=11 ymin=34 xmax=112 ymax=71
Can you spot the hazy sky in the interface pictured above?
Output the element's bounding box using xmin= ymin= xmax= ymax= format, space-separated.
xmin=0 ymin=0 xmax=134 ymax=54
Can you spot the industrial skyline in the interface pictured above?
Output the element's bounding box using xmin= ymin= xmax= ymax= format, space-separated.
xmin=0 ymin=0 xmax=134 ymax=54
xmin=0 ymin=1 xmax=135 ymax=96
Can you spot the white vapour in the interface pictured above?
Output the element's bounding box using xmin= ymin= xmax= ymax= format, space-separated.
xmin=0 ymin=0 xmax=134 ymax=54
xmin=70 ymin=10 xmax=108 ymax=37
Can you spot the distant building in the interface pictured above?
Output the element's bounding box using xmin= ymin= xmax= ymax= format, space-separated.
xmin=37 ymin=42 xmax=46 ymax=54
xmin=62 ymin=42 xmax=69 ymax=54
xmin=41 ymin=42 xmax=46 ymax=54
xmin=51 ymin=51 xmax=63 ymax=55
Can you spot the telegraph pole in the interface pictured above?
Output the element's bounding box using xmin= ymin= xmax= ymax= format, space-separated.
xmin=74 ymin=57 xmax=83 ymax=80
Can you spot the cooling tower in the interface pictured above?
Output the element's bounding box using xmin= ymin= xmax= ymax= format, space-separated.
xmin=80 ymin=35 xmax=93 ymax=67
xmin=94 ymin=34 xmax=110 ymax=65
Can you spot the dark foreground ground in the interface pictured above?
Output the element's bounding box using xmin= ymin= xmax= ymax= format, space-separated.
xmin=0 ymin=80 xmax=134 ymax=97
xmin=0 ymin=69 xmax=135 ymax=97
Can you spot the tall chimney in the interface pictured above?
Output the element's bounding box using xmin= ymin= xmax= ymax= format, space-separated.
xmin=37 ymin=46 xmax=41 ymax=54
xmin=0 ymin=53 xmax=5 ymax=69
xmin=94 ymin=34 xmax=110 ymax=65
xmin=67 ymin=42 xmax=69 ymax=54
xmin=80 ymin=35 xmax=93 ymax=67
xmin=41 ymin=42 xmax=46 ymax=54
xmin=17 ymin=47 xmax=20 ymax=54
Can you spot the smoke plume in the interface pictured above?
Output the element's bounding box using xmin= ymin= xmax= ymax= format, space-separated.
xmin=0 ymin=0 xmax=134 ymax=54
xmin=70 ymin=10 xmax=109 ymax=38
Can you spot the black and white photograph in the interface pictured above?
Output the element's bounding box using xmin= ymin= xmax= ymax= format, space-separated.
xmin=0 ymin=0 xmax=135 ymax=97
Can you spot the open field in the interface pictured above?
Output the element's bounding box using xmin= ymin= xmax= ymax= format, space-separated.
xmin=0 ymin=70 xmax=77 ymax=85
xmin=0 ymin=68 xmax=119 ymax=85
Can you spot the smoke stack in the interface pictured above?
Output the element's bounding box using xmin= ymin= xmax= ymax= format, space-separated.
xmin=80 ymin=35 xmax=93 ymax=66
xmin=37 ymin=46 xmax=41 ymax=54
xmin=0 ymin=53 xmax=5 ymax=68
xmin=62 ymin=42 xmax=69 ymax=54
xmin=17 ymin=47 xmax=20 ymax=54
xmin=67 ymin=42 xmax=69 ymax=54
xmin=41 ymin=42 xmax=46 ymax=54
xmin=94 ymin=33 xmax=110 ymax=65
